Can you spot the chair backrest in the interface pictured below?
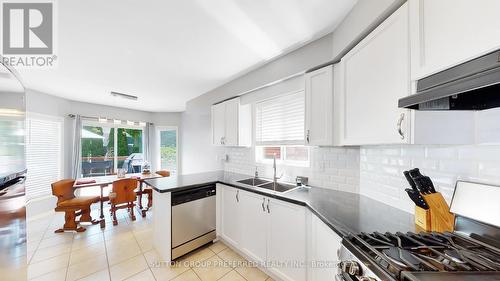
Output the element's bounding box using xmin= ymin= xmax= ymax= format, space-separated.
xmin=155 ymin=170 xmax=170 ymax=177
xmin=111 ymin=178 xmax=138 ymax=205
xmin=51 ymin=179 xmax=76 ymax=206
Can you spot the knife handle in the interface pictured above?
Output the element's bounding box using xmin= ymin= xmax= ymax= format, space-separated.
xmin=409 ymin=168 xmax=422 ymax=178
xmin=403 ymin=171 xmax=419 ymax=193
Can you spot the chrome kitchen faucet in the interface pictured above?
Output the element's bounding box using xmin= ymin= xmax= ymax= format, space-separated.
xmin=272 ymin=153 xmax=283 ymax=191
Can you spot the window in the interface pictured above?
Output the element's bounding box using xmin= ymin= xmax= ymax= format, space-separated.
xmin=157 ymin=127 xmax=178 ymax=175
xmin=117 ymin=128 xmax=143 ymax=171
xmin=255 ymin=90 xmax=305 ymax=145
xmin=26 ymin=113 xmax=63 ymax=200
xmin=81 ymin=122 xmax=143 ymax=177
xmin=256 ymin=145 xmax=309 ymax=167
xmin=254 ymin=91 xmax=309 ymax=167
xmin=81 ymin=125 xmax=114 ymax=177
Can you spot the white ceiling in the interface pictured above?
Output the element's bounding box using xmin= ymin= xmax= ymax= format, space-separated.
xmin=18 ymin=0 xmax=357 ymax=112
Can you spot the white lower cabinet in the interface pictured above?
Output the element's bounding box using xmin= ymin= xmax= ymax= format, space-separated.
xmin=267 ymin=198 xmax=307 ymax=281
xmin=218 ymin=184 xmax=307 ymax=281
xmin=220 ymin=185 xmax=241 ymax=247
xmin=219 ymin=185 xmax=342 ymax=281
xmin=240 ymin=191 xmax=268 ymax=263
xmin=308 ymin=214 xmax=342 ymax=281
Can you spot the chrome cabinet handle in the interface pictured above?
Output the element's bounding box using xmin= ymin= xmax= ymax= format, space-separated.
xmin=306 ymin=130 xmax=310 ymax=143
xmin=236 ymin=190 xmax=239 ymax=202
xmin=261 ymin=197 xmax=266 ymax=212
xmin=397 ymin=113 xmax=405 ymax=140
xmin=266 ymin=199 xmax=270 ymax=213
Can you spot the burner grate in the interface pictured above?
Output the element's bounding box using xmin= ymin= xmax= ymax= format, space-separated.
xmin=347 ymin=231 xmax=500 ymax=279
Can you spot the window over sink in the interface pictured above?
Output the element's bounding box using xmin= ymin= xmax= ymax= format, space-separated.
xmin=256 ymin=145 xmax=310 ymax=167
xmin=254 ymin=90 xmax=310 ymax=167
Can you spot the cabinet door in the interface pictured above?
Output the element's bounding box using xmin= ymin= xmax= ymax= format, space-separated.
xmin=221 ymin=186 xmax=241 ymax=247
xmin=309 ymin=215 xmax=342 ymax=280
xmin=410 ymin=0 xmax=500 ymax=79
xmin=212 ymin=103 xmax=226 ymax=145
xmin=268 ymin=199 xmax=307 ymax=281
xmin=305 ymin=65 xmax=333 ymax=146
xmin=239 ymin=191 xmax=268 ymax=263
xmin=224 ymin=98 xmax=239 ymax=146
xmin=340 ymin=3 xmax=410 ymax=145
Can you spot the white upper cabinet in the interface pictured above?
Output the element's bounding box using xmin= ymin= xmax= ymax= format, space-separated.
xmin=212 ymin=103 xmax=226 ymax=146
xmin=410 ymin=0 xmax=500 ymax=79
xmin=211 ymin=97 xmax=251 ymax=147
xmin=338 ymin=3 xmax=411 ymax=145
xmin=223 ymin=98 xmax=240 ymax=146
xmin=305 ymin=65 xmax=334 ymax=146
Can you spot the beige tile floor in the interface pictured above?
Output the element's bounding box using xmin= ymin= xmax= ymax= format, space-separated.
xmin=27 ymin=207 xmax=274 ymax=281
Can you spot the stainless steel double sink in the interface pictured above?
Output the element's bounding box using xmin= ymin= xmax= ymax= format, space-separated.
xmin=236 ymin=178 xmax=297 ymax=193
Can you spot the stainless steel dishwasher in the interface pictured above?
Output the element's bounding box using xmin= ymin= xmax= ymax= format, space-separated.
xmin=171 ymin=184 xmax=216 ymax=259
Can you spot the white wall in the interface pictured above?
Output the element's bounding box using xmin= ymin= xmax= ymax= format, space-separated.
xmin=180 ymin=0 xmax=405 ymax=175
xmin=180 ymin=0 xmax=500 ymax=216
xmin=26 ymin=89 xmax=182 ymax=178
xmin=181 ymin=33 xmax=335 ymax=174
xmin=331 ymin=0 xmax=406 ymax=60
xmin=360 ymin=145 xmax=500 ymax=213
xmin=24 ymin=89 xmax=182 ymax=215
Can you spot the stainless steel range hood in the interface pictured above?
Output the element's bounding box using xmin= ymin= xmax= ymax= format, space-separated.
xmin=399 ymin=49 xmax=500 ymax=110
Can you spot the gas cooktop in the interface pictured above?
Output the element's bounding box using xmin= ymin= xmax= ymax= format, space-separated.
xmin=341 ymin=231 xmax=500 ymax=281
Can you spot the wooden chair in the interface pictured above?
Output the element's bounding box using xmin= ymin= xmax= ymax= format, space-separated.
xmin=155 ymin=170 xmax=170 ymax=177
xmin=110 ymin=178 xmax=138 ymax=225
xmin=51 ymin=179 xmax=100 ymax=233
xmin=142 ymin=170 xmax=171 ymax=210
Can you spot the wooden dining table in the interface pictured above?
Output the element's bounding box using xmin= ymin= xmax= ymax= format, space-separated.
xmin=73 ymin=173 xmax=162 ymax=228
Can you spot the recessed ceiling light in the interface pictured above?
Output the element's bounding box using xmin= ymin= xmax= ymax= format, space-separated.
xmin=98 ymin=117 xmax=108 ymax=123
xmin=113 ymin=119 xmax=122 ymax=125
xmin=110 ymin=91 xmax=138 ymax=101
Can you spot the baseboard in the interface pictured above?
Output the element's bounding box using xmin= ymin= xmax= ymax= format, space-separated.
xmin=27 ymin=210 xmax=55 ymax=221
xmin=216 ymin=236 xmax=283 ymax=281
xmin=26 ymin=196 xmax=57 ymax=220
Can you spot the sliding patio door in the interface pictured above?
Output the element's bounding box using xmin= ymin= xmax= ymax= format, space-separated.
xmin=81 ymin=122 xmax=144 ymax=177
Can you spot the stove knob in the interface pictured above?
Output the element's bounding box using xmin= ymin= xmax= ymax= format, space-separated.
xmin=339 ymin=261 xmax=361 ymax=276
xmin=359 ymin=277 xmax=377 ymax=281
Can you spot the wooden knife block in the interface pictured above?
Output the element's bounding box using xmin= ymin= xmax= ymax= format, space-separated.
xmin=414 ymin=192 xmax=455 ymax=232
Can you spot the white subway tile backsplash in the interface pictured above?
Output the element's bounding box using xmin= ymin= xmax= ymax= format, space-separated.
xmin=458 ymin=146 xmax=500 ymax=161
xmin=425 ymin=146 xmax=458 ymax=159
xmin=401 ymin=146 xmax=426 ymax=158
xmin=360 ymin=145 xmax=500 ymax=213
xmin=225 ymin=143 xmax=500 ymax=214
xmin=224 ymin=146 xmax=360 ymax=193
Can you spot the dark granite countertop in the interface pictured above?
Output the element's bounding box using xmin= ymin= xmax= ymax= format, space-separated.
xmin=144 ymin=171 xmax=416 ymax=237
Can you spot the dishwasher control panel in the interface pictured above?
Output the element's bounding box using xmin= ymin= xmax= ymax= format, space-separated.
xmin=171 ymin=184 xmax=216 ymax=206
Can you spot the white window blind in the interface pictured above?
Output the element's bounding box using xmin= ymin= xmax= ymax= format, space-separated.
xmin=255 ymin=90 xmax=305 ymax=145
xmin=26 ymin=114 xmax=63 ymax=200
